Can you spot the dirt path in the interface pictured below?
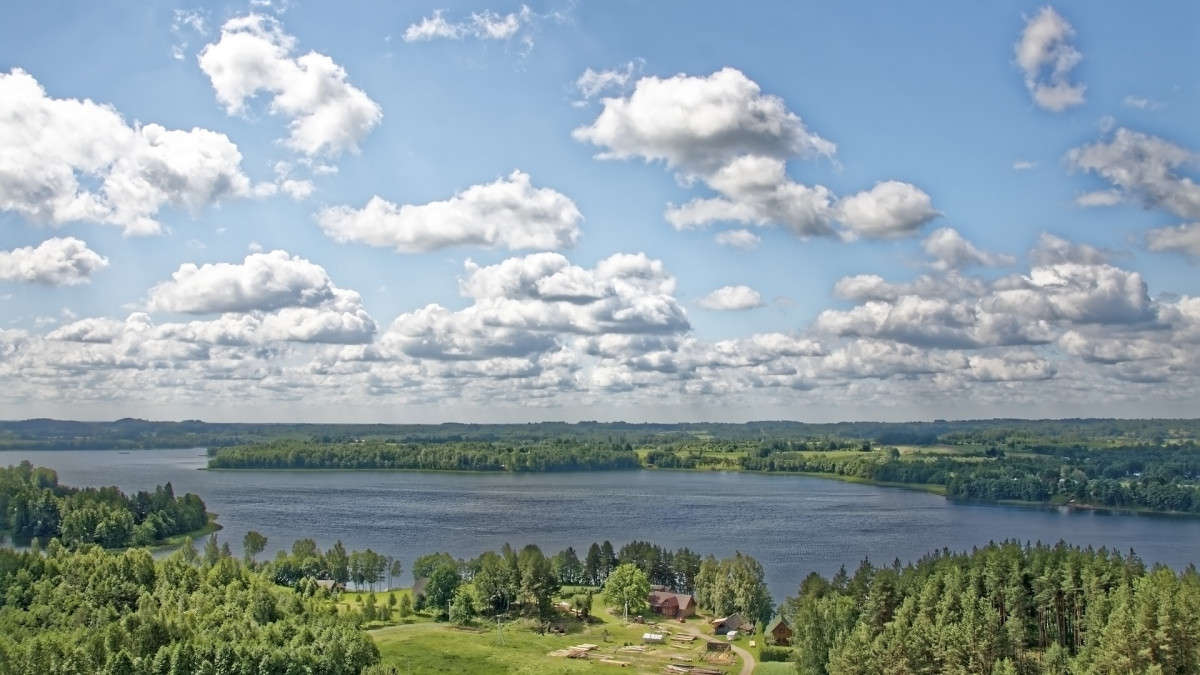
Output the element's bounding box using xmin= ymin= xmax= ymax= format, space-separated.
xmin=678 ymin=624 xmax=756 ymax=675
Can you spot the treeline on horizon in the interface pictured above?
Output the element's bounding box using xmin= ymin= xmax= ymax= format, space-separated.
xmin=740 ymin=444 xmax=1200 ymax=514
xmin=0 ymin=461 xmax=208 ymax=549
xmin=2 ymin=416 xmax=1198 ymax=451
xmin=782 ymin=540 xmax=1200 ymax=674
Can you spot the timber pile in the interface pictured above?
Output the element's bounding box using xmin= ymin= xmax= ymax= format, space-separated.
xmin=598 ymin=659 xmax=631 ymax=666
xmin=690 ymin=669 xmax=725 ymax=675
xmin=618 ymin=645 xmax=646 ymax=652
xmin=547 ymin=644 xmax=596 ymax=658
xmin=665 ymin=666 xmax=692 ymax=674
xmin=670 ymin=634 xmax=696 ymax=643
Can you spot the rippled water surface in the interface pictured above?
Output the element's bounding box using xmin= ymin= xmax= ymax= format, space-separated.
xmin=4 ymin=448 xmax=1199 ymax=599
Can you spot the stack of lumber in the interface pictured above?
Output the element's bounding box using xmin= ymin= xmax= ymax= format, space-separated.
xmin=547 ymin=644 xmax=599 ymax=659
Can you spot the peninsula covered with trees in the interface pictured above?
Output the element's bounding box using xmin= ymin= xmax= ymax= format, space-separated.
xmin=0 ymin=461 xmax=210 ymax=549
xmin=5 ymin=417 xmax=1200 ymax=514
xmin=203 ymin=419 xmax=1200 ymax=514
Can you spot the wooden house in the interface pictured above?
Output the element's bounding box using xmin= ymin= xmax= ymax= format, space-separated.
xmin=648 ymin=590 xmax=697 ymax=618
xmin=766 ymin=615 xmax=792 ymax=646
xmin=315 ymin=579 xmax=346 ymax=593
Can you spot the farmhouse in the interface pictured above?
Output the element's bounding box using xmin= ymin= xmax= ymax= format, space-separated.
xmin=710 ymin=613 xmax=748 ymax=635
xmin=411 ymin=576 xmax=428 ymax=602
xmin=315 ymin=579 xmax=345 ymax=593
xmin=766 ymin=615 xmax=792 ymax=646
xmin=648 ymin=589 xmax=697 ymax=618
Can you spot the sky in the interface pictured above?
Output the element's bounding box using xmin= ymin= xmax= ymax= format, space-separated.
xmin=1 ymin=1 xmax=1198 ymax=424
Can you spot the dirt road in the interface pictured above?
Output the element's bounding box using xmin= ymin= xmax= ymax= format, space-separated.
xmin=678 ymin=624 xmax=756 ymax=675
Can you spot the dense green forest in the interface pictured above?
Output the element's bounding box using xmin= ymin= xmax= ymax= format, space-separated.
xmin=207 ymin=438 xmax=641 ymax=471
xmin=0 ymin=541 xmax=379 ymax=674
xmin=740 ymin=444 xmax=1200 ymax=514
xmin=780 ymin=540 xmax=1200 ymax=674
xmin=0 ymin=462 xmax=208 ymax=548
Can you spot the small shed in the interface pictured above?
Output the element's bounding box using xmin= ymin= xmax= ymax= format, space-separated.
xmin=766 ymin=615 xmax=792 ymax=646
xmin=704 ymin=641 xmax=731 ymax=653
xmin=642 ymin=633 xmax=664 ymax=644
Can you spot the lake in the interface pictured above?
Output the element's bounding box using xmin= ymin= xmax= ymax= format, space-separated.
xmin=3 ymin=448 xmax=1199 ymax=600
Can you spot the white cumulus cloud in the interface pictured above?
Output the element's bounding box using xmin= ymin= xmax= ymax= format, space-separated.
xmin=836 ymin=181 xmax=941 ymax=240
xmin=577 ymin=68 xmax=938 ymax=242
xmin=0 ymin=68 xmax=252 ymax=235
xmin=1067 ymin=128 xmax=1200 ymax=219
xmin=714 ymin=229 xmax=761 ymax=250
xmin=1015 ymin=6 xmax=1086 ymax=112
xmin=198 ymin=14 xmax=382 ymax=157
xmin=573 ymin=67 xmax=835 ymax=177
xmin=697 ymin=285 xmax=765 ymax=311
xmin=1146 ymin=223 xmax=1200 ymax=259
xmin=147 ymin=250 xmax=340 ymax=315
xmin=0 ymin=237 xmax=108 ymax=286
xmin=665 ymin=156 xmax=836 ymax=237
xmin=316 ymin=171 xmax=582 ymax=252
xmin=922 ymin=228 xmax=1015 ymax=270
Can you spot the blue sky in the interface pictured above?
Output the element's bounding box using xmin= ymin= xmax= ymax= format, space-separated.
xmin=1 ymin=1 xmax=1198 ymax=423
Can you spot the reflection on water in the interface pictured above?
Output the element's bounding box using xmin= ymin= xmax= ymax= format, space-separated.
xmin=3 ymin=448 xmax=1199 ymax=599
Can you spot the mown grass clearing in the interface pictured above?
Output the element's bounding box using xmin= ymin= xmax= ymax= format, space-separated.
xmin=369 ymin=608 xmax=740 ymax=675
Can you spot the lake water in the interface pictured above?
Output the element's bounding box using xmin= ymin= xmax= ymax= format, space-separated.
xmin=3 ymin=448 xmax=1199 ymax=600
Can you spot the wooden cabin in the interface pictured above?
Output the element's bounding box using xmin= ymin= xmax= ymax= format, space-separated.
xmin=766 ymin=615 xmax=792 ymax=646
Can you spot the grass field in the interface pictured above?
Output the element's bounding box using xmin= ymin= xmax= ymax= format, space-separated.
xmin=364 ymin=593 xmax=749 ymax=675
xmin=752 ymin=663 xmax=796 ymax=674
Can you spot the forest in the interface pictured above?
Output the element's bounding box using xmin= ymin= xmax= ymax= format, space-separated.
xmin=207 ymin=438 xmax=641 ymax=472
xmin=739 ymin=444 xmax=1200 ymax=514
xmin=0 ymin=462 xmax=209 ymax=548
xmin=0 ymin=540 xmax=379 ymax=674
xmin=780 ymin=540 xmax=1200 ymax=674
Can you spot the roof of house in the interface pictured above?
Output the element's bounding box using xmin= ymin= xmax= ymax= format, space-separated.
xmin=648 ymin=590 xmax=696 ymax=608
xmin=315 ymin=579 xmax=343 ymax=590
xmin=766 ymin=616 xmax=790 ymax=633
xmin=412 ymin=576 xmax=429 ymax=598
xmin=711 ymin=613 xmax=745 ymax=627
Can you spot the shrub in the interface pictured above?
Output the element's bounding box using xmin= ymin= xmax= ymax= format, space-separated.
xmin=760 ymin=646 xmax=793 ymax=662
